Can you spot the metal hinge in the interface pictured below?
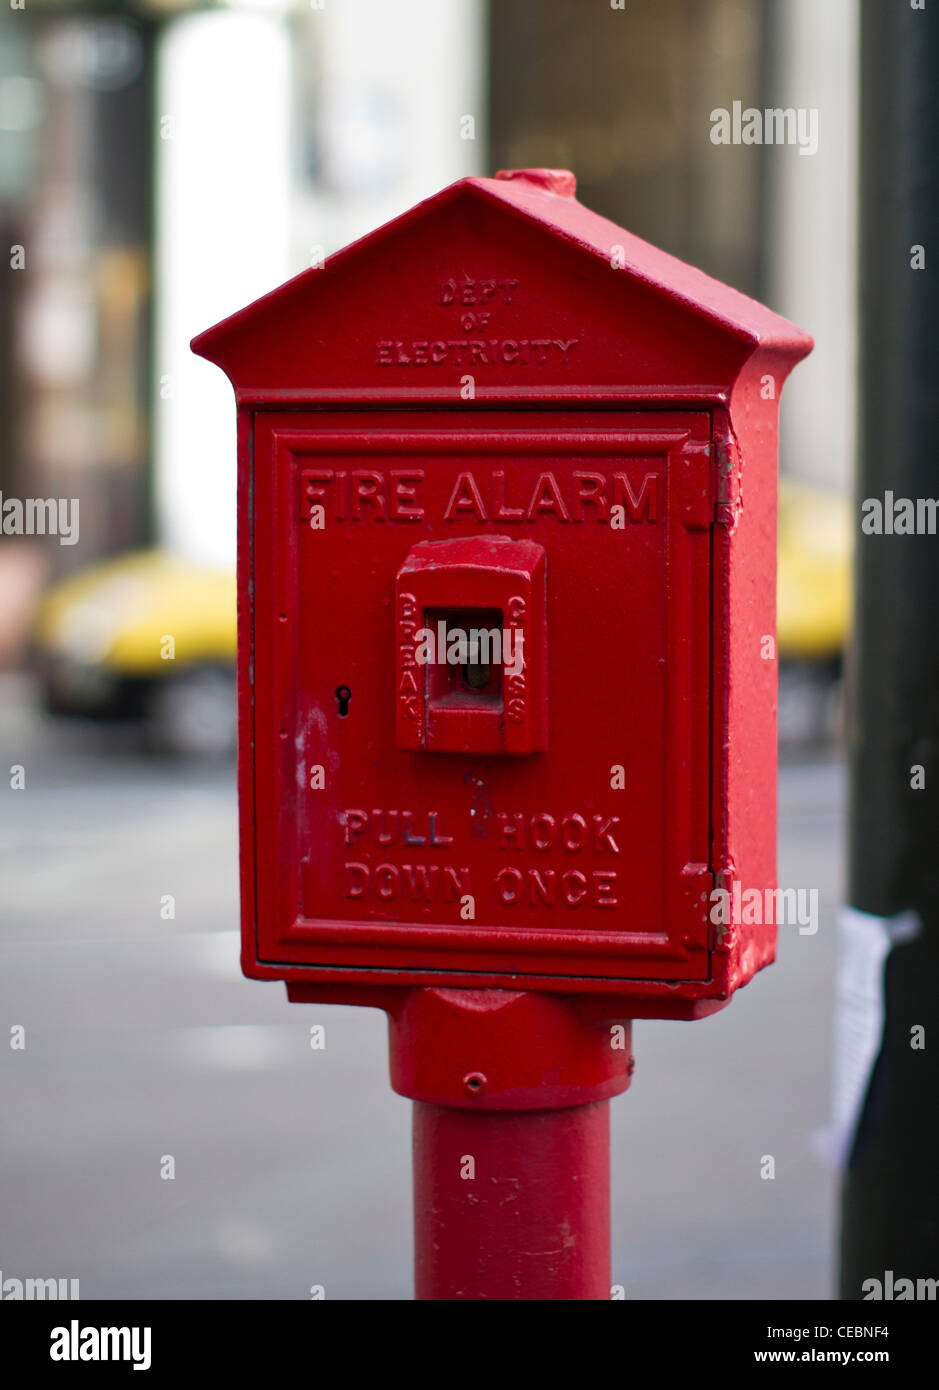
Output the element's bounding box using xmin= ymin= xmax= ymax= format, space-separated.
xmin=714 ymin=436 xmax=740 ymax=525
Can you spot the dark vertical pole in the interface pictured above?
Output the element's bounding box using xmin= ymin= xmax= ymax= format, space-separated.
xmin=842 ymin=0 xmax=939 ymax=1296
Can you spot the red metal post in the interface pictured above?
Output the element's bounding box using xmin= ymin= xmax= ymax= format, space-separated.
xmin=413 ymin=1099 xmax=610 ymax=1301
xmin=384 ymin=985 xmax=632 ymax=1300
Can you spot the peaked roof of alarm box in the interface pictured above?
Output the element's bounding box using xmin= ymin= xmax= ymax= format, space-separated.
xmin=191 ymin=169 xmax=813 ymax=402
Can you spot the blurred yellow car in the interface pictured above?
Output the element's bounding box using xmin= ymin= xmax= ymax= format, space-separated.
xmin=31 ymin=477 xmax=851 ymax=756
xmin=32 ymin=550 xmax=236 ymax=758
xmin=778 ymin=477 xmax=852 ymax=659
xmin=777 ymin=476 xmax=852 ymax=743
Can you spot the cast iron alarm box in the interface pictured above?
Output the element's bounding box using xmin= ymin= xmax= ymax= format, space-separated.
xmin=192 ymin=168 xmax=812 ymax=1019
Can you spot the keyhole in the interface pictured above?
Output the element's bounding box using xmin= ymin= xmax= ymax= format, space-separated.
xmin=335 ymin=685 xmax=352 ymax=717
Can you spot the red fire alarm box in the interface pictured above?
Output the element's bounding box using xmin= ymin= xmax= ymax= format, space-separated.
xmin=192 ymin=169 xmax=812 ymax=1020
